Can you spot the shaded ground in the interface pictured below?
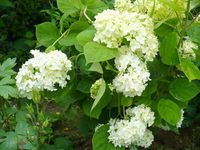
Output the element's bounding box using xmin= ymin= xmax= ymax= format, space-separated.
xmin=149 ymin=124 xmax=200 ymax=150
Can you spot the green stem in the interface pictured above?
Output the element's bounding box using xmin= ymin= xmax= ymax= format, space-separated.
xmin=106 ymin=61 xmax=118 ymax=73
xmin=117 ymin=94 xmax=121 ymax=117
xmin=185 ymin=0 xmax=191 ymax=22
xmin=178 ymin=0 xmax=191 ymax=49
xmin=51 ymin=29 xmax=70 ymax=47
xmin=123 ymin=106 xmax=126 ymax=117
xmin=83 ymin=6 xmax=93 ymax=24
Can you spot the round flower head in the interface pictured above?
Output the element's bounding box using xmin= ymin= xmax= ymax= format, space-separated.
xmin=90 ymin=78 xmax=105 ymax=99
xmin=133 ymin=0 xmax=186 ymax=20
xmin=108 ymin=118 xmax=146 ymax=148
xmin=179 ymin=38 xmax=198 ymax=60
xmin=16 ymin=50 xmax=72 ymax=99
xmin=93 ymin=10 xmax=159 ymax=61
xmin=107 ymin=105 xmax=155 ymax=148
xmin=113 ymin=62 xmax=150 ymax=98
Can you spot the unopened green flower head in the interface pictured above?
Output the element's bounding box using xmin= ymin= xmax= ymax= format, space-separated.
xmin=114 ymin=0 xmax=186 ymax=21
xmin=90 ymin=78 xmax=105 ymax=99
xmin=179 ymin=38 xmax=198 ymax=60
xmin=133 ymin=0 xmax=186 ymax=20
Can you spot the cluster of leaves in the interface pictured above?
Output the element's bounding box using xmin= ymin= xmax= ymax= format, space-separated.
xmin=35 ymin=0 xmax=200 ymax=149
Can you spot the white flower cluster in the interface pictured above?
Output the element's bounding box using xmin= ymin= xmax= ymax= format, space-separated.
xmin=176 ymin=109 xmax=184 ymax=128
xmin=93 ymin=1 xmax=159 ymax=98
xmin=133 ymin=0 xmax=186 ymax=20
xmin=93 ymin=9 xmax=158 ymax=61
xmin=90 ymin=78 xmax=104 ymax=99
xmin=113 ymin=47 xmax=150 ymax=97
xmin=108 ymin=104 xmax=155 ymax=148
xmin=16 ymin=50 xmax=72 ymax=99
xmin=179 ymin=38 xmax=198 ymax=60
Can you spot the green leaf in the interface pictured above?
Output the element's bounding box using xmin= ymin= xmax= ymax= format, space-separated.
xmin=186 ymin=22 xmax=200 ymax=44
xmin=92 ymin=125 xmax=124 ymax=150
xmin=158 ymin=99 xmax=181 ymax=126
xmin=190 ymin=0 xmax=200 ymax=9
xmin=15 ymin=122 xmax=28 ymax=136
xmin=0 ymin=132 xmax=18 ymax=150
xmin=16 ymin=111 xmax=27 ymax=123
xmin=83 ymin=0 xmax=108 ymax=16
xmin=77 ymin=78 xmax=94 ymax=93
xmin=155 ymin=19 xmax=177 ymax=37
xmin=88 ymin=62 xmax=103 ymax=74
xmin=159 ymin=32 xmax=179 ymax=65
xmin=142 ymin=80 xmax=157 ymax=96
xmin=59 ymin=33 xmax=78 ymax=46
xmin=0 ymin=58 xmax=16 ymax=78
xmin=179 ymin=58 xmax=200 ymax=81
xmin=82 ymin=100 xmax=93 ymax=117
xmin=76 ymin=29 xmax=95 ymax=46
xmin=0 ymin=0 xmax=14 ymax=8
xmin=45 ymin=45 xmax=56 ymax=53
xmin=57 ymin=0 xmax=82 ymax=14
xmin=91 ymin=82 xmax=112 ymax=119
xmin=69 ymin=21 xmax=90 ymax=32
xmin=84 ymin=42 xmax=119 ymax=64
xmin=54 ymin=137 xmax=73 ymax=150
xmin=0 ymin=85 xmax=18 ymax=99
xmin=169 ymin=78 xmax=200 ymax=102
xmin=36 ymin=22 xmax=59 ymax=47
xmin=121 ymin=96 xmax=132 ymax=107
xmin=0 ymin=77 xmax=15 ymax=85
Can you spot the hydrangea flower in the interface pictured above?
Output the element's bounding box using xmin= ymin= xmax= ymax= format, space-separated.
xmin=93 ymin=10 xmax=159 ymax=61
xmin=113 ymin=63 xmax=150 ymax=98
xmin=108 ymin=118 xmax=146 ymax=147
xmin=16 ymin=50 xmax=72 ymax=99
xmin=108 ymin=104 xmax=155 ymax=148
xmin=179 ymin=38 xmax=198 ymax=60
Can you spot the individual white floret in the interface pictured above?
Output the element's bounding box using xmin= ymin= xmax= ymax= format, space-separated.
xmin=16 ymin=50 xmax=72 ymax=99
